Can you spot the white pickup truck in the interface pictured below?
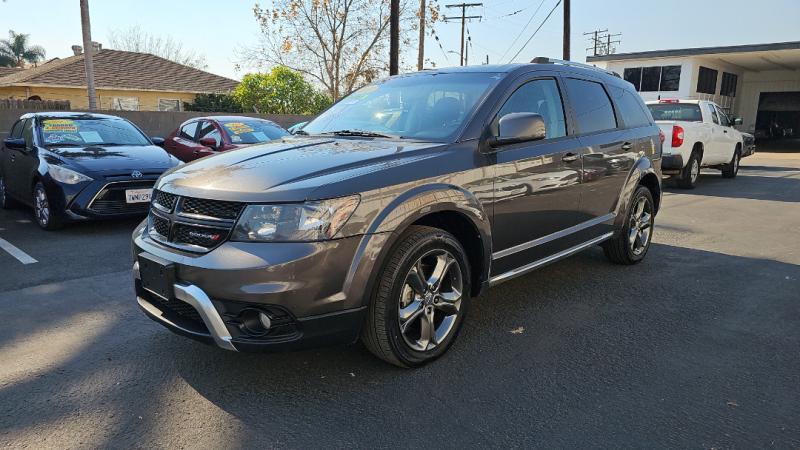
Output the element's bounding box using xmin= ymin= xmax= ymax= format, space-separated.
xmin=645 ymin=100 xmax=744 ymax=189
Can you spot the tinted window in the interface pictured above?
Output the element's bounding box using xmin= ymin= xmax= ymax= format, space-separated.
xmin=716 ymin=106 xmax=731 ymax=126
xmin=9 ymin=119 xmax=24 ymax=138
xmin=646 ymin=103 xmax=703 ymax=122
xmin=697 ymin=66 xmax=718 ymax=95
xmin=623 ymin=68 xmax=642 ymax=91
xmin=609 ymin=86 xmax=652 ymax=128
xmin=660 ymin=66 xmax=681 ymax=91
xmin=564 ymin=78 xmax=617 ymax=133
xmin=220 ymin=120 xmax=289 ymax=144
xmin=721 ymin=72 xmax=738 ymax=97
xmin=706 ymin=103 xmax=719 ymax=124
xmin=22 ymin=119 xmax=33 ymax=147
xmin=38 ymin=118 xmax=149 ymax=146
xmin=302 ymin=72 xmax=500 ymax=141
xmin=197 ymin=121 xmax=222 ymax=147
xmin=641 ymin=67 xmax=661 ymax=91
xmin=179 ymin=121 xmax=198 ymax=140
xmin=498 ymin=78 xmax=567 ymax=139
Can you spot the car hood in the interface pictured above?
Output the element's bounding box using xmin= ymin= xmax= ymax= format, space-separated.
xmin=49 ymin=144 xmax=177 ymax=175
xmin=157 ymin=137 xmax=443 ymax=202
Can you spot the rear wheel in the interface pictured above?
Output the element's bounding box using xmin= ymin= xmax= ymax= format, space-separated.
xmin=603 ymin=185 xmax=655 ymax=265
xmin=361 ymin=225 xmax=471 ymax=368
xmin=0 ymin=173 xmax=17 ymax=209
xmin=676 ymin=152 xmax=700 ymax=189
xmin=721 ymin=148 xmax=741 ymax=178
xmin=33 ymin=182 xmax=64 ymax=230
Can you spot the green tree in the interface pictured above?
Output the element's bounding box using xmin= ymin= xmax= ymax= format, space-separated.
xmin=233 ymin=66 xmax=332 ymax=115
xmin=184 ymin=93 xmax=243 ymax=113
xmin=0 ymin=30 xmax=46 ymax=67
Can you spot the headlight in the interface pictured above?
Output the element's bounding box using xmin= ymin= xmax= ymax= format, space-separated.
xmin=231 ymin=195 xmax=360 ymax=242
xmin=49 ymin=165 xmax=92 ymax=184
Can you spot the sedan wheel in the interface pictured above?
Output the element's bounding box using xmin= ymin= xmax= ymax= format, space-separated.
xmin=0 ymin=175 xmax=13 ymax=209
xmin=33 ymin=183 xmax=63 ymax=230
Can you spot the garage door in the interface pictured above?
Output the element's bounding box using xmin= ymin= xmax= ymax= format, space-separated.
xmin=756 ymin=92 xmax=800 ymax=140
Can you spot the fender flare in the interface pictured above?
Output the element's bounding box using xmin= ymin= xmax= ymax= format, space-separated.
xmin=613 ymin=156 xmax=661 ymax=230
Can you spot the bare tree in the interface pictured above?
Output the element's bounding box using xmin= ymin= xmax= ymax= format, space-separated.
xmin=107 ymin=26 xmax=207 ymax=69
xmin=243 ymin=0 xmax=439 ymax=101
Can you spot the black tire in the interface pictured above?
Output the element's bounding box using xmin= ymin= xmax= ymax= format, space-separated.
xmin=721 ymin=148 xmax=741 ymax=179
xmin=603 ymin=185 xmax=655 ymax=265
xmin=676 ymin=151 xmax=700 ymax=189
xmin=0 ymin=172 xmax=17 ymax=209
xmin=361 ymin=225 xmax=471 ymax=368
xmin=32 ymin=182 xmax=64 ymax=230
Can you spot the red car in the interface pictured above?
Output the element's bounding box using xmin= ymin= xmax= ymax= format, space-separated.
xmin=164 ymin=116 xmax=289 ymax=162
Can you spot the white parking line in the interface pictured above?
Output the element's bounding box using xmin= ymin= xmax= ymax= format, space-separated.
xmin=0 ymin=237 xmax=37 ymax=264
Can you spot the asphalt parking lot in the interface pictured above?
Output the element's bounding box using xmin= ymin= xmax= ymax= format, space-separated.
xmin=1 ymin=151 xmax=798 ymax=448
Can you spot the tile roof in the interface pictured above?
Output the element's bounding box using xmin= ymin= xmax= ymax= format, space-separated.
xmin=0 ymin=67 xmax=24 ymax=77
xmin=0 ymin=50 xmax=238 ymax=93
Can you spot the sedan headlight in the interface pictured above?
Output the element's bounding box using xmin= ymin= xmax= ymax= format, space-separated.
xmin=231 ymin=195 xmax=360 ymax=242
xmin=49 ymin=165 xmax=92 ymax=184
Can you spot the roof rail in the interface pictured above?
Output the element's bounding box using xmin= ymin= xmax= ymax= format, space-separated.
xmin=531 ymin=57 xmax=621 ymax=78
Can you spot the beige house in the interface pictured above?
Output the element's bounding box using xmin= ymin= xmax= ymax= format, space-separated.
xmin=0 ymin=47 xmax=238 ymax=111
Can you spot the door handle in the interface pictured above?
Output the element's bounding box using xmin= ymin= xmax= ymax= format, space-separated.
xmin=562 ymin=152 xmax=579 ymax=163
xmin=621 ymin=142 xmax=633 ymax=150
xmin=723 ymin=130 xmax=728 ymax=133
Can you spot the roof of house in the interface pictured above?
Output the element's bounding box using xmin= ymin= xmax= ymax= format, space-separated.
xmin=0 ymin=49 xmax=238 ymax=93
xmin=0 ymin=67 xmax=24 ymax=78
xmin=586 ymin=41 xmax=800 ymax=62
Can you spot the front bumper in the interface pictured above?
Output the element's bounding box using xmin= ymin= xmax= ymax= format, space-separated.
xmin=132 ymin=225 xmax=390 ymax=352
xmin=48 ymin=175 xmax=160 ymax=221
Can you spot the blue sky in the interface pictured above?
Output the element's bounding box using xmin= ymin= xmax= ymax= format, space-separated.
xmin=1 ymin=0 xmax=799 ymax=81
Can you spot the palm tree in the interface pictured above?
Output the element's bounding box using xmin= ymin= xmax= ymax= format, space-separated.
xmin=0 ymin=30 xmax=46 ymax=68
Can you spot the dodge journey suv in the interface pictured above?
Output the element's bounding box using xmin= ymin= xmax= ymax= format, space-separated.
xmin=133 ymin=59 xmax=662 ymax=367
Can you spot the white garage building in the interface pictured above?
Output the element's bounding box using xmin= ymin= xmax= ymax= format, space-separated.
xmin=587 ymin=41 xmax=800 ymax=139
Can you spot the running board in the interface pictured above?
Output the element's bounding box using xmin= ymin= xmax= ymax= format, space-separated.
xmin=489 ymin=232 xmax=614 ymax=286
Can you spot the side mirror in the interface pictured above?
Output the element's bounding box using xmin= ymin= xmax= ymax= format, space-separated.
xmin=733 ymin=117 xmax=743 ymax=126
xmin=3 ymin=137 xmax=26 ymax=150
xmin=198 ymin=137 xmax=218 ymax=150
xmin=150 ymin=137 xmax=165 ymax=147
xmin=490 ymin=113 xmax=547 ymax=148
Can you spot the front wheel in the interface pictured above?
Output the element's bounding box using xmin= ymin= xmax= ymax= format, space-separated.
xmin=33 ymin=182 xmax=64 ymax=230
xmin=603 ymin=185 xmax=655 ymax=265
xmin=721 ymin=149 xmax=741 ymax=178
xmin=361 ymin=225 xmax=471 ymax=368
xmin=0 ymin=173 xmax=17 ymax=209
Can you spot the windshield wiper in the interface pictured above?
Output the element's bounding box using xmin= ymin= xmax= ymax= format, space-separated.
xmin=43 ymin=142 xmax=83 ymax=147
xmin=322 ymin=129 xmax=399 ymax=139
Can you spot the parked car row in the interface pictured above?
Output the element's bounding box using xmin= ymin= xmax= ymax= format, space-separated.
xmin=0 ymin=113 xmax=294 ymax=229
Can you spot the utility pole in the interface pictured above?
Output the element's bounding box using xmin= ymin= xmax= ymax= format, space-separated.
xmin=444 ymin=3 xmax=482 ymax=66
xmin=584 ymin=29 xmax=620 ymax=56
xmin=562 ymin=0 xmax=570 ymax=60
xmin=79 ymin=0 xmax=97 ymax=110
xmin=584 ymin=29 xmax=607 ymax=57
xmin=417 ymin=0 xmax=426 ymax=71
xmin=389 ymin=0 xmax=400 ymax=75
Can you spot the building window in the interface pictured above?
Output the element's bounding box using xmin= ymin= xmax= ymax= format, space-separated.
xmin=110 ymin=97 xmax=139 ymax=111
xmin=697 ymin=66 xmax=718 ymax=95
xmin=623 ymin=65 xmax=681 ymax=92
xmin=720 ymin=72 xmax=738 ymax=97
xmin=158 ymin=99 xmax=181 ymax=111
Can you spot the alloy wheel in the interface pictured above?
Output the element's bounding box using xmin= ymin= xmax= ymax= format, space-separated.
xmin=690 ymin=159 xmax=700 ymax=184
xmin=398 ymin=249 xmax=463 ymax=352
xmin=628 ymin=196 xmax=653 ymax=256
xmin=34 ymin=187 xmax=50 ymax=227
xmin=0 ymin=176 xmax=6 ymax=206
xmin=733 ymin=154 xmax=740 ymax=174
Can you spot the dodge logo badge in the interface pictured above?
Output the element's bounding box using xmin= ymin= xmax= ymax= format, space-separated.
xmin=131 ymin=170 xmax=143 ymax=178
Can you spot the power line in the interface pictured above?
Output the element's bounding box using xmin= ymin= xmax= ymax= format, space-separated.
xmin=508 ymin=0 xmax=562 ymax=63
xmin=497 ymin=0 xmax=547 ymax=62
xmin=444 ymin=3 xmax=483 ymax=66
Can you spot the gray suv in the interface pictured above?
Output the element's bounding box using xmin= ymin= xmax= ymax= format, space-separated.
xmin=133 ymin=59 xmax=662 ymax=367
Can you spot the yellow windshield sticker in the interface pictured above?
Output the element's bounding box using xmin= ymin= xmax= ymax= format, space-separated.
xmin=43 ymin=119 xmax=78 ymax=133
xmin=224 ymin=122 xmax=254 ymax=135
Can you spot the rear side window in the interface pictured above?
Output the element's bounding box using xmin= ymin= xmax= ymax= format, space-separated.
xmin=564 ymin=78 xmax=617 ymax=133
xmin=609 ymin=86 xmax=652 ymax=128
xmin=179 ymin=121 xmax=198 ymax=140
xmin=10 ymin=120 xmax=24 ymax=138
xmin=498 ymin=78 xmax=567 ymax=139
xmin=646 ymin=103 xmax=703 ymax=122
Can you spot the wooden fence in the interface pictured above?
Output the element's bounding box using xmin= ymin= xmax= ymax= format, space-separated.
xmin=0 ymin=99 xmax=71 ymax=110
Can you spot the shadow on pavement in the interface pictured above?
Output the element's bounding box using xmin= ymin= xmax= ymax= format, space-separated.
xmin=664 ymin=173 xmax=800 ymax=203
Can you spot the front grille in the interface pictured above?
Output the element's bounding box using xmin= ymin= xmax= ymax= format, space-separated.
xmin=89 ymin=181 xmax=155 ymax=215
xmin=147 ymin=194 xmax=243 ymax=252
xmin=148 ymin=293 xmax=206 ymax=330
xmin=153 ymin=190 xmax=177 ymax=212
xmin=172 ymin=223 xmax=230 ymax=248
xmin=181 ymin=197 xmax=243 ymax=220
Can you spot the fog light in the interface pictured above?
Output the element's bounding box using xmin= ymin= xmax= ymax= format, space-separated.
xmin=258 ymin=312 xmax=272 ymax=330
xmin=239 ymin=308 xmax=272 ymax=336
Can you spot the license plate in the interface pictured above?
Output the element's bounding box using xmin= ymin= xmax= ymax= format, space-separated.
xmin=126 ymin=188 xmax=152 ymax=204
xmin=138 ymin=253 xmax=175 ymax=300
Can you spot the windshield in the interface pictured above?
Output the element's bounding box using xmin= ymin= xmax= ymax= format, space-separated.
xmin=647 ymin=103 xmax=703 ymax=122
xmin=39 ymin=117 xmax=150 ymax=146
xmin=220 ymin=120 xmax=289 ymax=144
xmin=302 ymin=72 xmax=501 ymax=141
